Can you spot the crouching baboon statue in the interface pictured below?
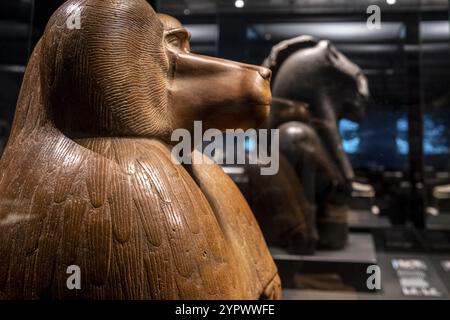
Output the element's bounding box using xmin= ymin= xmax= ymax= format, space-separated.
xmin=263 ymin=35 xmax=370 ymax=249
xmin=222 ymin=99 xmax=319 ymax=254
xmin=0 ymin=0 xmax=280 ymax=300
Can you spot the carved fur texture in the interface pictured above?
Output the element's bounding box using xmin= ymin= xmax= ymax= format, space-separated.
xmin=0 ymin=0 xmax=280 ymax=300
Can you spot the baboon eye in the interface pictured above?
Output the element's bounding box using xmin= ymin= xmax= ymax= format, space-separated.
xmin=167 ymin=34 xmax=182 ymax=48
xmin=166 ymin=30 xmax=190 ymax=51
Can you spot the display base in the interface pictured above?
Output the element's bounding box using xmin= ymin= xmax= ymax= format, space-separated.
xmin=278 ymin=229 xmax=450 ymax=300
xmin=271 ymin=233 xmax=377 ymax=292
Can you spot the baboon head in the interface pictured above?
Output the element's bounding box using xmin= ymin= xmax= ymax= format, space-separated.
xmin=41 ymin=0 xmax=271 ymax=142
xmin=265 ymin=36 xmax=369 ymax=123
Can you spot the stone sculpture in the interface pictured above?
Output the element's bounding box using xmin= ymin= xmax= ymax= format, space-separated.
xmin=263 ymin=35 xmax=370 ymax=249
xmin=0 ymin=0 xmax=280 ymax=300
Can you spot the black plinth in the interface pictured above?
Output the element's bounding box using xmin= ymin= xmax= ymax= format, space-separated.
xmin=272 ymin=233 xmax=377 ymax=293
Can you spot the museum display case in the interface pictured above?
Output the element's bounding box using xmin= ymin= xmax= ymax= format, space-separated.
xmin=0 ymin=0 xmax=449 ymax=301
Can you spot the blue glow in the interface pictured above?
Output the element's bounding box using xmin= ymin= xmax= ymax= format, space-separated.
xmin=397 ymin=118 xmax=408 ymax=132
xmin=341 ymin=115 xmax=449 ymax=157
xmin=244 ymin=136 xmax=257 ymax=152
xmin=396 ymin=116 xmax=449 ymax=155
xmin=246 ymin=28 xmax=258 ymax=40
xmin=424 ymin=116 xmax=449 ymax=155
xmin=396 ymin=137 xmax=410 ymax=155
xmin=337 ymin=111 xmax=449 ymax=170
xmin=396 ymin=117 xmax=409 ymax=155
xmin=339 ymin=119 xmax=360 ymax=154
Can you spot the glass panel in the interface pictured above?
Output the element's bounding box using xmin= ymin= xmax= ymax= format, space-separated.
xmin=422 ymin=1 xmax=450 ymax=229
xmin=0 ymin=0 xmax=34 ymax=153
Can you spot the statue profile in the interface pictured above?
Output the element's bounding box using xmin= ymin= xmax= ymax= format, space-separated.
xmin=0 ymin=0 xmax=280 ymax=300
xmin=264 ymin=35 xmax=370 ymax=249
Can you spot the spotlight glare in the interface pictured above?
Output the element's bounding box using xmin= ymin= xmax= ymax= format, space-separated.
xmin=386 ymin=0 xmax=396 ymax=5
xmin=235 ymin=0 xmax=245 ymax=9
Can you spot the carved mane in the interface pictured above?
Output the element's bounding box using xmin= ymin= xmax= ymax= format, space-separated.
xmin=262 ymin=35 xmax=318 ymax=85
